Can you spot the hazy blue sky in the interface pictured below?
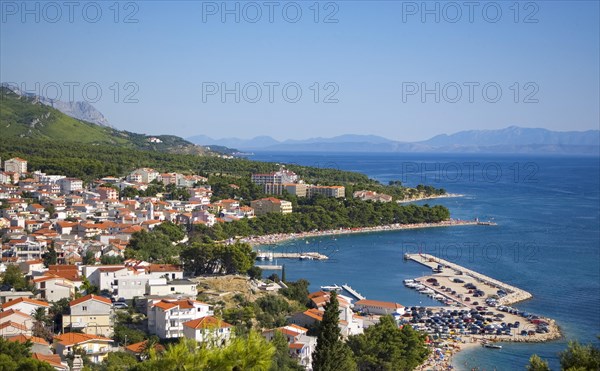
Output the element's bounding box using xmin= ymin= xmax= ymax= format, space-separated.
xmin=1 ymin=1 xmax=598 ymax=141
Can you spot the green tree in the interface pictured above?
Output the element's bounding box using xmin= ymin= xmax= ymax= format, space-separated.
xmin=348 ymin=316 xmax=429 ymax=371
xmin=154 ymin=222 xmax=186 ymax=242
xmin=0 ymin=337 xmax=54 ymax=370
xmin=101 ymin=351 xmax=139 ymax=371
xmin=82 ymin=250 xmax=96 ymax=265
xmin=113 ymin=325 xmax=147 ymax=346
xmin=125 ymin=229 xmax=178 ymax=263
xmin=559 ymin=341 xmax=600 ymax=371
xmin=312 ymin=291 xmax=357 ymax=371
xmin=526 ymin=354 xmax=551 ymax=371
xmin=42 ymin=244 xmax=57 ymax=267
xmin=269 ymin=331 xmax=304 ymax=371
xmin=1 ymin=264 xmax=30 ymax=291
xmin=100 ymin=255 xmax=124 ymax=265
xmin=247 ymin=266 xmax=263 ymax=280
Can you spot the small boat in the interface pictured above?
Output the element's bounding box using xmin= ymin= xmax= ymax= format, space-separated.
xmin=483 ymin=343 xmax=502 ymax=349
xmin=299 ymin=255 xmax=314 ymax=260
xmin=320 ymin=284 xmax=342 ymax=292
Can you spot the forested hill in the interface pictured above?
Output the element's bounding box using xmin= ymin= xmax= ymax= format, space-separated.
xmin=0 ymin=136 xmax=373 ymax=184
xmin=0 ymin=86 xmax=212 ymax=155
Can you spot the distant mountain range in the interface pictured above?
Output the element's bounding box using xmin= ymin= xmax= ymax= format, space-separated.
xmin=188 ymin=127 xmax=600 ymax=155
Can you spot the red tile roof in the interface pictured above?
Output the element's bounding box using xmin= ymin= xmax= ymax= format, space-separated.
xmin=69 ymin=294 xmax=112 ymax=307
xmin=8 ymin=334 xmax=49 ymax=345
xmin=53 ymin=332 xmax=112 ymax=346
xmin=183 ymin=316 xmax=232 ymax=329
xmin=1 ymin=297 xmax=50 ymax=309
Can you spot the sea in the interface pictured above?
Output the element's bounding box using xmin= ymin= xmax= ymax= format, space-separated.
xmin=250 ymin=152 xmax=600 ymax=371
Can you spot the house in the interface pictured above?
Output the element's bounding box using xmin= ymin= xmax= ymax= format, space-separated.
xmin=148 ymin=299 xmax=213 ymax=339
xmin=354 ymin=299 xmax=405 ymax=316
xmin=62 ymin=294 xmax=114 ymax=337
xmin=125 ymin=340 xmax=165 ymax=359
xmin=0 ymin=288 xmax=34 ymax=304
xmin=19 ymin=259 xmax=46 ymax=276
xmin=145 ymin=278 xmax=197 ymax=297
xmin=0 ymin=320 xmax=31 ymax=337
xmin=33 ymin=275 xmax=75 ymax=302
xmin=31 ymin=353 xmax=69 ymax=370
xmin=353 ymin=190 xmax=393 ymax=203
xmin=0 ymin=309 xmax=34 ymax=331
xmin=263 ymin=325 xmax=316 ymax=370
xmin=57 ymin=178 xmax=83 ymax=194
xmin=53 ymin=332 xmax=114 ymax=364
xmin=1 ymin=297 xmax=50 ymax=315
xmin=8 ymin=334 xmax=52 ymax=355
xmin=250 ymin=197 xmax=293 ymax=215
xmin=182 ymin=316 xmax=233 ymax=346
xmin=97 ymin=187 xmax=119 ymax=201
xmin=127 ymin=168 xmax=159 ymax=184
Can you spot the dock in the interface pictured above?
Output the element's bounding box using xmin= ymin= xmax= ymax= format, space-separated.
xmin=342 ymin=284 xmax=365 ymax=301
xmin=271 ymin=252 xmax=329 ymax=260
xmin=404 ymin=253 xmax=532 ymax=305
xmin=255 ymin=264 xmax=283 ymax=270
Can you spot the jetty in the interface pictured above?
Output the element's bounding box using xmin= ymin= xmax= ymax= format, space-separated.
xmin=404 ymin=253 xmax=532 ymax=305
xmin=342 ymin=284 xmax=365 ymax=300
xmin=255 ymin=264 xmax=283 ymax=270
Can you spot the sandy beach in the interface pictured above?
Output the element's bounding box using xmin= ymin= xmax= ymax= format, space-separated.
xmin=243 ymin=219 xmax=488 ymax=247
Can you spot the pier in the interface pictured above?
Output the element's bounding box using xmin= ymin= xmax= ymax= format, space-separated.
xmin=255 ymin=264 xmax=283 ymax=270
xmin=342 ymin=284 xmax=365 ymax=300
xmin=404 ymin=253 xmax=532 ymax=305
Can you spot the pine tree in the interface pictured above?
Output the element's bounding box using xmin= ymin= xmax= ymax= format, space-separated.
xmin=281 ymin=264 xmax=286 ymax=282
xmin=312 ymin=291 xmax=356 ymax=371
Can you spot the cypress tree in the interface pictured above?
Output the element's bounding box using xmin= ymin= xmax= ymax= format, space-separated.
xmin=312 ymin=291 xmax=356 ymax=371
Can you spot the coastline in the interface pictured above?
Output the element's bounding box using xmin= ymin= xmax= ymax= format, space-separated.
xmin=243 ymin=219 xmax=486 ymax=247
xmin=396 ymin=193 xmax=465 ymax=203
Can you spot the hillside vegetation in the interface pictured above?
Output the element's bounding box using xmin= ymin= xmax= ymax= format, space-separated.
xmin=0 ymin=86 xmax=209 ymax=154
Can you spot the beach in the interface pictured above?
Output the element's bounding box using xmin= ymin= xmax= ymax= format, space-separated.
xmin=243 ymin=219 xmax=488 ymax=247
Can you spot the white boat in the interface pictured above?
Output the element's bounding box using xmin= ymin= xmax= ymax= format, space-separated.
xmin=299 ymin=255 xmax=314 ymax=260
xmin=403 ymin=279 xmax=415 ymax=285
xmin=483 ymin=343 xmax=502 ymax=349
xmin=320 ymin=284 xmax=342 ymax=292
xmin=419 ymin=288 xmax=435 ymax=295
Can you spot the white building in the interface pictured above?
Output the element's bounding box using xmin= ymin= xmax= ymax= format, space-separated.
xmin=33 ymin=275 xmax=75 ymax=303
xmin=146 ymin=278 xmax=197 ymax=297
xmin=354 ymin=299 xmax=405 ymax=316
xmin=58 ymin=178 xmax=83 ymax=194
xmin=147 ymin=299 xmax=213 ymax=339
xmin=182 ymin=316 xmax=233 ymax=346
xmin=62 ymin=294 xmax=114 ymax=337
xmin=4 ymin=158 xmax=27 ymax=175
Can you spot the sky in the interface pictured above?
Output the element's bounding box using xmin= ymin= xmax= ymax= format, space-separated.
xmin=1 ymin=0 xmax=599 ymax=142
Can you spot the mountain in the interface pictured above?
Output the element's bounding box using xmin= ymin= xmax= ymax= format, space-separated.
xmin=0 ymin=86 xmax=214 ymax=155
xmin=422 ymin=126 xmax=600 ymax=147
xmin=188 ymin=127 xmax=599 ymax=155
xmin=1 ymin=83 xmax=112 ymax=127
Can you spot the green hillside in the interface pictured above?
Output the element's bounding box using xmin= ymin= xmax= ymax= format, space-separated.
xmin=0 ymin=86 xmax=208 ymax=154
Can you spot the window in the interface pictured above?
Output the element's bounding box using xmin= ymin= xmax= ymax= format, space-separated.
xmin=171 ymin=287 xmax=175 ymax=291
xmin=82 ymin=306 xmax=87 ymax=311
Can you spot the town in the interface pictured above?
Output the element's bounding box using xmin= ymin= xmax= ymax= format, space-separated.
xmin=0 ymin=157 xmax=420 ymax=370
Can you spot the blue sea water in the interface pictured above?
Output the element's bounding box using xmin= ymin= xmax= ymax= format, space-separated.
xmin=249 ymin=152 xmax=600 ymax=371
